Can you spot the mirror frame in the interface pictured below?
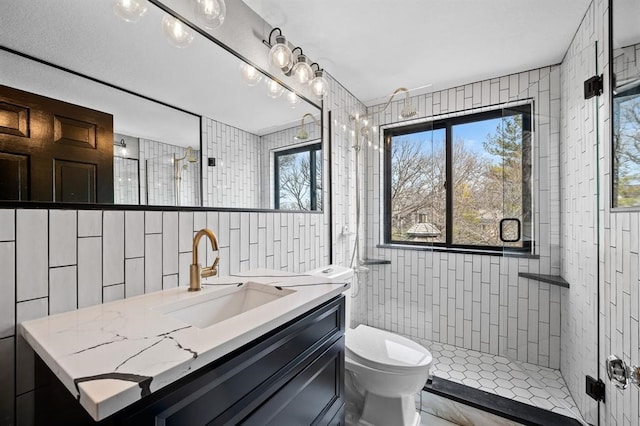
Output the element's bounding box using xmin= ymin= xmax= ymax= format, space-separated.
xmin=0 ymin=0 xmax=326 ymax=214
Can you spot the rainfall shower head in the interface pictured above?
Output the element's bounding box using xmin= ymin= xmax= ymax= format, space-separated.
xmin=295 ymin=128 xmax=309 ymax=140
xmin=294 ymin=113 xmax=319 ymax=141
xmin=185 ymin=146 xmax=198 ymax=163
xmin=400 ymin=101 xmax=418 ymax=119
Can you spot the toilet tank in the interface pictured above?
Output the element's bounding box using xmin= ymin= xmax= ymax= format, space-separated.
xmin=306 ymin=265 xmax=354 ymax=327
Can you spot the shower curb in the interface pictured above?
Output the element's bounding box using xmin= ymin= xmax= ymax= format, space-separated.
xmin=423 ymin=376 xmax=585 ymax=426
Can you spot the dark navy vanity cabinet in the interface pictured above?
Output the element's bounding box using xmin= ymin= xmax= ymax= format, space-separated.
xmin=33 ymin=296 xmax=345 ymax=425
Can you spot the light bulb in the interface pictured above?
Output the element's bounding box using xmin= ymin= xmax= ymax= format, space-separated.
xmin=162 ymin=15 xmax=194 ymax=48
xmin=286 ymin=91 xmax=300 ymax=106
xmin=239 ymin=62 xmax=262 ymax=86
xmin=310 ymin=69 xmax=328 ymax=99
xmin=291 ymin=54 xmax=313 ymax=84
xmin=192 ymin=0 xmax=226 ymax=29
xmin=266 ymin=79 xmax=284 ymax=99
xmin=269 ymin=35 xmax=292 ymax=72
xmin=113 ymin=0 xmax=148 ymax=22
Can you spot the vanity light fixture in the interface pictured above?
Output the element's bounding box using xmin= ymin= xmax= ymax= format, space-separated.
xmin=266 ymin=78 xmax=284 ymax=99
xmin=264 ymin=28 xmax=328 ymax=102
xmin=192 ymin=0 xmax=226 ymax=30
xmin=112 ymin=0 xmax=148 ymax=22
xmin=161 ymin=14 xmax=194 ymax=48
xmin=309 ymin=63 xmax=328 ymax=100
xmin=240 ymin=62 xmax=263 ymax=86
xmin=290 ymin=48 xmax=313 ymax=84
xmin=267 ymin=28 xmax=293 ymax=72
xmin=294 ymin=113 xmax=320 ymax=140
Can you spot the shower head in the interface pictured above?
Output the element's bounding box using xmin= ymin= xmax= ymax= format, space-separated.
xmin=400 ymin=101 xmax=418 ymax=120
xmin=186 ymin=146 xmax=198 ymax=163
xmin=176 ymin=146 xmax=198 ymax=163
xmin=294 ymin=113 xmax=319 ymax=141
xmin=295 ymin=128 xmax=309 ymax=140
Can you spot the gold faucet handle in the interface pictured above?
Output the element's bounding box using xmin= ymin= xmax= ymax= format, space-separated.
xmin=201 ymin=256 xmax=220 ymax=278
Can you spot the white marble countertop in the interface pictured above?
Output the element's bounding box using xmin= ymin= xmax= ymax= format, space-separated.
xmin=19 ymin=269 xmax=349 ymax=421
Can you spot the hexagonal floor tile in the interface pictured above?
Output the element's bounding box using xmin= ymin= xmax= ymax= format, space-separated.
xmin=495 ymin=387 xmax=516 ymax=399
xmin=478 ymin=378 xmax=497 ymax=389
xmin=479 ymin=370 xmax=497 ymax=380
xmin=512 ymin=387 xmax=533 ymax=399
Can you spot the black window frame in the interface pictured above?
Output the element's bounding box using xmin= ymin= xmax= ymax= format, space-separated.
xmin=274 ymin=142 xmax=322 ymax=211
xmin=383 ymin=104 xmax=533 ymax=252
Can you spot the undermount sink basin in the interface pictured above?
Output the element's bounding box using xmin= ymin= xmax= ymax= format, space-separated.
xmin=157 ymin=282 xmax=295 ymax=329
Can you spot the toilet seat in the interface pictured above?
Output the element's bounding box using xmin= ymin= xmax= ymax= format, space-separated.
xmin=345 ymin=325 xmax=432 ymax=374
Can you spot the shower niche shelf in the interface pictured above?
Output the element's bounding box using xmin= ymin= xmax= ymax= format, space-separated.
xmin=518 ymin=272 xmax=570 ymax=288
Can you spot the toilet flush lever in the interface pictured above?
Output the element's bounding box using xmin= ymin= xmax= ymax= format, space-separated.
xmin=606 ymin=355 xmax=640 ymax=389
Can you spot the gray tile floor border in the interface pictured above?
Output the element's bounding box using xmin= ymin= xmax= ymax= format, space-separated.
xmin=413 ymin=338 xmax=586 ymax=422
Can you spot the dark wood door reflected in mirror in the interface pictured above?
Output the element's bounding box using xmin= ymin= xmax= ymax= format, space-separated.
xmin=0 ymin=86 xmax=114 ymax=203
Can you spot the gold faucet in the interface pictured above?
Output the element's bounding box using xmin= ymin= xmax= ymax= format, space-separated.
xmin=189 ymin=228 xmax=220 ymax=292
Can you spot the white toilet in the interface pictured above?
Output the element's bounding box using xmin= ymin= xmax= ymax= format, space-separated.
xmin=306 ymin=266 xmax=432 ymax=426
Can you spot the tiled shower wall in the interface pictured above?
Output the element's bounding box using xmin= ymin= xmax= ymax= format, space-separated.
xmin=559 ymin=1 xmax=605 ymax=423
xmin=140 ymin=139 xmax=201 ymax=207
xmin=359 ymin=65 xmax=563 ymax=368
xmin=0 ymin=207 xmax=327 ymax=425
xmin=561 ymin=0 xmax=640 ymax=425
xmin=201 ymin=117 xmax=262 ymax=209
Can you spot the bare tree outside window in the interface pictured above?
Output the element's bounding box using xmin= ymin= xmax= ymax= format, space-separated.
xmin=275 ymin=143 xmax=322 ymax=211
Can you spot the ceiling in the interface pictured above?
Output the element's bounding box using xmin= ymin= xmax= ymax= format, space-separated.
xmin=243 ymin=0 xmax=593 ymax=104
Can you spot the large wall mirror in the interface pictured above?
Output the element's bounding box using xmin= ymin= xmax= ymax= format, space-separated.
xmin=0 ymin=0 xmax=322 ymax=211
xmin=612 ymin=0 xmax=640 ymax=208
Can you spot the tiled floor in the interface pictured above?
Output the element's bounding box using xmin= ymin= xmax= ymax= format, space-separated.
xmin=421 ymin=339 xmax=585 ymax=422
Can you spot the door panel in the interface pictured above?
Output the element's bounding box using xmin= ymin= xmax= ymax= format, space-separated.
xmin=0 ymin=85 xmax=113 ymax=203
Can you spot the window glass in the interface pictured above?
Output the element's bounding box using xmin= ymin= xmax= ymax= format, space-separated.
xmin=385 ymin=105 xmax=531 ymax=251
xmin=613 ymin=87 xmax=640 ymax=207
xmin=389 ymin=128 xmax=446 ymax=244
xmin=274 ymin=143 xmax=322 ymax=211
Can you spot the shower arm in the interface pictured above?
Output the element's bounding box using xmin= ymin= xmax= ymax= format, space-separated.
xmin=350 ymin=87 xmax=410 ymax=150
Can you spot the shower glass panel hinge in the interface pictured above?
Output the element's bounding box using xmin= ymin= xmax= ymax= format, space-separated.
xmin=585 ymin=375 xmax=605 ymax=402
xmin=584 ymin=74 xmax=603 ymax=99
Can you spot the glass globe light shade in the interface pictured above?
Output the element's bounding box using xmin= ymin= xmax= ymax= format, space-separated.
xmin=239 ymin=62 xmax=262 ymax=86
xmin=286 ymin=91 xmax=300 ymax=106
xmin=291 ymin=55 xmax=313 ymax=84
xmin=162 ymin=15 xmax=194 ymax=48
xmin=269 ymin=35 xmax=292 ymax=72
xmin=113 ymin=0 xmax=148 ymax=22
xmin=192 ymin=0 xmax=226 ymax=30
xmin=310 ymin=70 xmax=328 ymax=99
xmin=266 ymin=79 xmax=284 ymax=99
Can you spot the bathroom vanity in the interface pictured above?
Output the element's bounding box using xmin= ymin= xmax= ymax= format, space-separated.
xmin=20 ymin=271 xmax=347 ymax=425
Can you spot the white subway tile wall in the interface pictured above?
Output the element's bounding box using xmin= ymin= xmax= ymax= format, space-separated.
xmin=559 ymin=1 xmax=605 ymax=424
xmin=201 ymin=118 xmax=261 ymax=208
xmin=113 ymin=156 xmax=140 ymax=205
xmin=358 ymin=65 xmax=563 ymax=370
xmin=2 ymin=207 xmax=328 ymax=424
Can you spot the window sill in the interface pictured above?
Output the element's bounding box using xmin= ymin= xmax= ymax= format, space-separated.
xmin=376 ymin=243 xmax=539 ymax=259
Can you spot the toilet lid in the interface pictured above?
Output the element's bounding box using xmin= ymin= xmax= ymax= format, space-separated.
xmin=345 ymin=325 xmax=432 ymax=373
